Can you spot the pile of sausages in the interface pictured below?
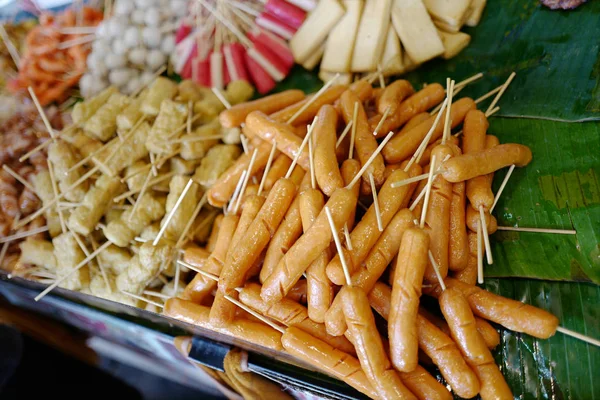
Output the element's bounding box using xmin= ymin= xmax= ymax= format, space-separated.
xmin=164 ymin=78 xmax=559 ymax=400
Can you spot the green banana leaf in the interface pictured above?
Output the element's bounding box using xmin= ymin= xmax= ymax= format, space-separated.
xmin=401 ymin=0 xmax=600 ymax=122
xmin=488 ymin=117 xmax=600 ymax=284
xmin=484 ymin=278 xmax=600 ymax=400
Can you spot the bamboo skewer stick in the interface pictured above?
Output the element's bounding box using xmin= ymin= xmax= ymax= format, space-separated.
xmin=47 ymin=160 xmax=67 ymax=234
xmin=28 ymin=87 xmax=57 ymax=140
xmin=121 ymin=291 xmax=164 ymax=309
xmin=234 ymin=148 xmax=258 ymax=214
xmin=479 ymin=205 xmax=493 ymax=265
xmin=0 ymin=226 xmax=49 ymax=244
xmin=346 ymin=131 xmax=395 ymax=189
xmin=0 ymin=24 xmax=21 ymax=67
xmin=441 ymin=79 xmax=455 ymax=144
xmin=419 ymin=155 xmax=437 ymax=229
xmin=225 ymin=294 xmax=286 ymax=333
xmin=114 ymin=172 xmax=176 ymax=203
xmin=257 ymin=141 xmax=277 ymax=196
xmin=143 ymin=291 xmax=171 ymax=299
xmin=325 ymin=206 xmax=351 ymax=287
xmin=2 ymin=165 xmax=35 ymax=192
xmin=556 ymin=327 xmax=600 ymax=348
xmin=372 ymin=106 xmax=391 ymax=137
xmin=428 ymin=251 xmax=446 ymax=291
xmin=349 ymin=102 xmax=358 ymax=160
xmin=335 ymin=121 xmax=353 ymax=148
xmin=285 ymin=118 xmax=317 ymax=179
xmin=475 ymin=85 xmax=502 ymax=105
xmin=496 ymin=226 xmax=577 ymax=235
xmin=477 ymin=225 xmax=484 ymax=284
xmin=490 ymin=165 xmax=515 ymax=213
xmin=369 ymin=173 xmax=383 ymax=232
xmin=404 ymin=99 xmax=448 ymax=172
xmin=153 ymin=178 xmax=195 ymax=246
xmin=343 ymin=223 xmax=353 ymax=251
xmin=486 ymin=72 xmax=516 ymax=114
xmin=287 ymin=74 xmax=340 ymax=124
xmin=212 ymin=87 xmax=232 ymax=109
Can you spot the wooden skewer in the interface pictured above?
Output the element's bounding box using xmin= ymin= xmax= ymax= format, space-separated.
xmin=28 ymin=87 xmax=56 ymax=140
xmin=441 ymin=79 xmax=455 ymax=144
xmin=485 ymin=106 xmax=500 ymax=118
xmin=58 ymin=202 xmax=81 ymax=208
xmin=343 ymin=223 xmax=353 ymax=251
xmin=257 ymin=140 xmax=277 ymax=196
xmin=240 ymin=134 xmax=250 ymax=155
xmin=285 ymin=117 xmax=317 ymax=179
xmin=121 ymin=290 xmax=164 ymax=309
xmin=227 ymin=170 xmax=248 ymax=214
xmin=419 ymin=155 xmax=437 ymax=229
xmin=57 ymin=34 xmax=96 ymax=50
xmin=335 ymin=120 xmax=353 ymax=148
xmin=89 ymin=235 xmax=111 ymax=294
xmin=287 ymin=73 xmax=340 ymax=124
xmin=174 ymin=261 xmax=181 ymax=296
xmin=149 ymin=152 xmax=158 ymax=177
xmin=404 ymin=98 xmax=448 ymax=172
xmin=372 ymin=106 xmax=391 ymax=137
xmin=176 ymin=193 xmax=208 ymax=248
xmin=2 ymin=165 xmax=35 ymax=192
xmin=212 ymin=87 xmax=232 ymax=109
xmin=477 ymin=225 xmax=484 ymax=284
xmin=391 ymin=171 xmax=443 ymax=188
xmin=153 ymin=178 xmax=195 ymax=246
xmin=225 ymin=294 xmax=286 ymax=333
xmin=475 ymin=85 xmax=502 ymax=105
xmin=0 ymin=24 xmax=20 ymax=67
xmin=178 ymin=260 xmax=219 ymax=282
xmin=490 ymin=165 xmax=515 ymax=213
xmin=369 ymin=173 xmax=383 ymax=232
xmin=47 ymin=160 xmax=67 ymax=234
xmin=59 ymin=26 xmax=97 ymax=34
xmin=486 ymin=72 xmax=516 ymax=114
xmin=496 ymin=226 xmax=577 ymax=235
xmin=308 ymin=133 xmax=316 ymax=190
xmin=325 ymin=206 xmax=352 ymax=287
xmin=346 ymin=130 xmax=395 ymax=189
xmin=35 ymin=241 xmax=111 ymax=301
xmin=556 ymin=326 xmax=600 ymax=348
xmin=143 ymin=290 xmax=171 ymax=299
xmin=128 ymin=169 xmax=153 ymax=222
xmin=479 ymin=205 xmax=493 ymax=265
xmin=234 ymin=148 xmax=258 ymax=214
xmin=454 ymin=72 xmax=484 ymax=90
xmin=349 ymin=102 xmax=358 ymax=159
xmin=158 ymin=274 xmax=169 ymax=285
xmin=114 ymin=172 xmax=176 ymax=203
xmin=0 ymin=226 xmax=49 ymax=244
xmin=163 ymin=114 xmax=203 ymax=142
xmin=428 ymin=250 xmax=446 ymax=291
xmin=134 ymin=237 xmax=148 ymax=243
xmin=377 ymin=63 xmax=385 ymax=88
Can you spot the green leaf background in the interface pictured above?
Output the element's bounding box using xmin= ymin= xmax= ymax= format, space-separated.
xmin=274 ymin=1 xmax=600 ymax=398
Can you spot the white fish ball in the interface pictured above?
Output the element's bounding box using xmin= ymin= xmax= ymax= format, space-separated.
xmin=124 ymin=26 xmax=141 ymax=48
xmin=146 ymin=49 xmax=166 ymax=70
xmin=142 ymin=27 xmax=161 ymax=48
xmin=114 ymin=0 xmax=134 ymax=16
xmin=131 ymin=9 xmax=145 ymax=25
xmin=109 ymin=68 xmax=133 ymax=87
xmin=160 ymin=34 xmax=175 ymax=54
xmin=105 ymin=53 xmax=127 ymax=69
xmin=144 ymin=8 xmax=161 ymax=26
xmin=128 ymin=47 xmax=147 ymax=65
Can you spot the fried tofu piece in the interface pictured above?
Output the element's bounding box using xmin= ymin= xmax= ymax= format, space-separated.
xmin=140 ymin=77 xmax=178 ymax=116
xmin=116 ymin=242 xmax=173 ymax=294
xmin=52 ymin=232 xmax=90 ymax=291
xmin=180 ymin=119 xmax=221 ymax=160
xmin=97 ymin=245 xmax=132 ymax=275
xmin=116 ymin=89 xmax=148 ymax=133
xmin=94 ymin=121 xmax=151 ymax=177
xmin=89 ymin=273 xmax=140 ymax=307
xmin=31 ymin=171 xmax=61 ymax=237
xmin=146 ymin=100 xmax=188 ymax=155
xmin=19 ymin=238 xmax=57 ymax=271
xmin=84 ymin=93 xmax=131 ymax=142
xmin=48 ymin=141 xmax=88 ymax=202
xmin=72 ymin=86 xmax=118 ymax=126
xmin=225 ymin=80 xmax=254 ymax=105
xmin=193 ymin=144 xmax=242 ymax=189
xmin=68 ymin=175 xmax=125 ymax=235
xmin=161 ymin=176 xmax=201 ymax=242
xmin=103 ymin=193 xmax=166 ymax=247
